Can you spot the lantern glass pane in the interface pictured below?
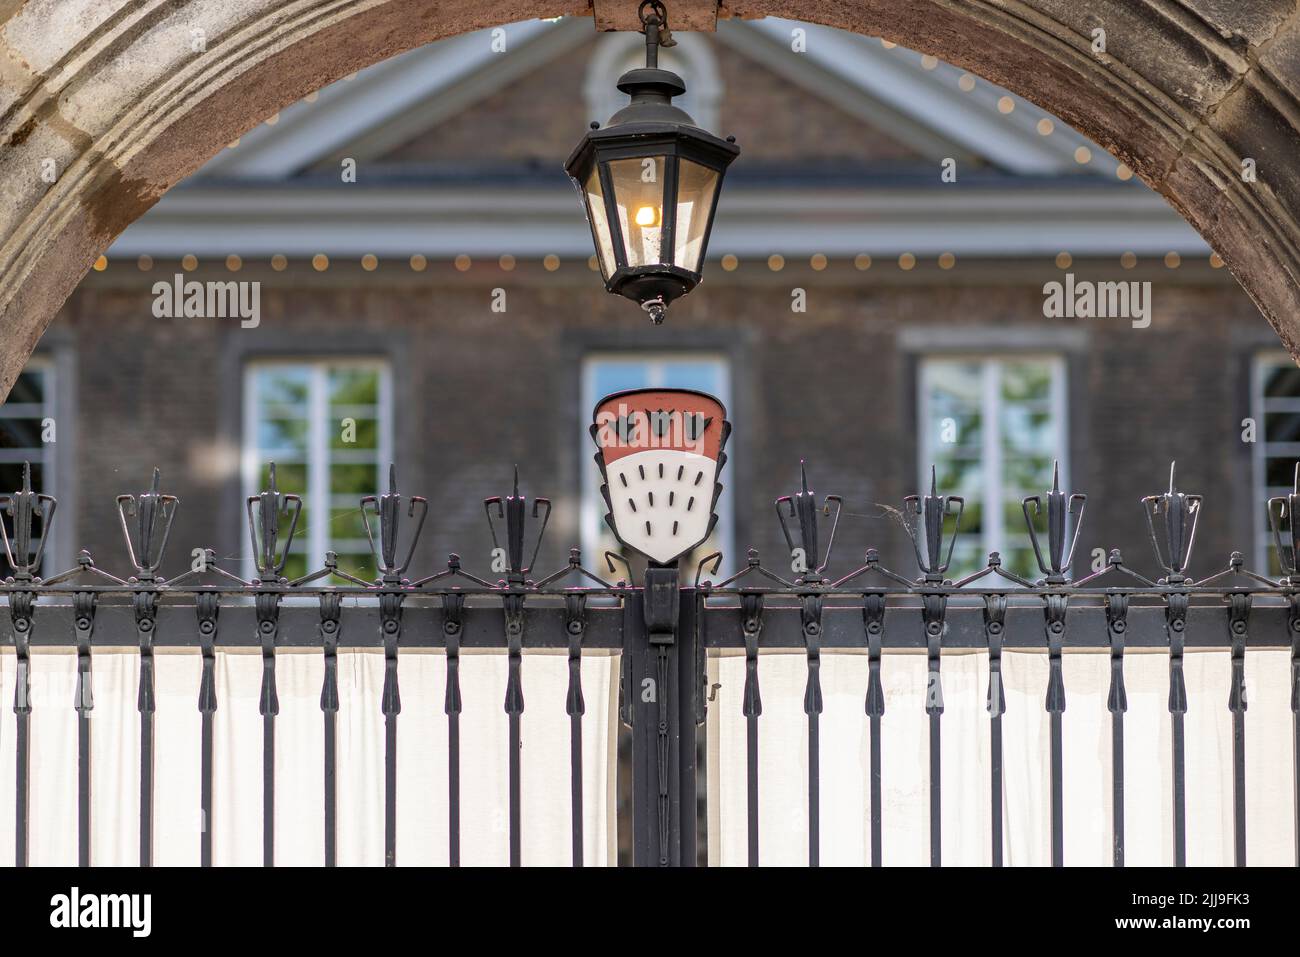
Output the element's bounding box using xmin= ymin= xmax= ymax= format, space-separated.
xmin=584 ymin=166 xmax=616 ymax=279
xmin=609 ymin=156 xmax=668 ymax=267
xmin=673 ymin=159 xmax=719 ymax=273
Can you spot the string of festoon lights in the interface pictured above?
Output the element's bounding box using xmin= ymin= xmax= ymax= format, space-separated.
xmin=92 ymin=250 xmax=1225 ymax=274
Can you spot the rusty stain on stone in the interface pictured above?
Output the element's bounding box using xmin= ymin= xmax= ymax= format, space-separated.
xmin=82 ymin=158 xmax=161 ymax=245
xmin=7 ymin=112 xmax=35 ymax=145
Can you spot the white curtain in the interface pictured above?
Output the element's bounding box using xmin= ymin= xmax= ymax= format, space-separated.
xmin=4 ymin=645 xmax=1294 ymax=865
xmin=707 ymin=648 xmax=1296 ymax=866
xmin=0 ymin=648 xmax=617 ymax=866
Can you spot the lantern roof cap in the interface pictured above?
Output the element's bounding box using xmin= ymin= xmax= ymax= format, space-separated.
xmin=605 ymin=65 xmax=692 ymax=129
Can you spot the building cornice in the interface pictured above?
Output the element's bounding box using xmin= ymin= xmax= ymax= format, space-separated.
xmin=111 ymin=183 xmax=1208 ymax=258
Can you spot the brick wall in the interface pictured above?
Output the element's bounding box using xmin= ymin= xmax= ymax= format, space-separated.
xmin=50 ymin=257 xmax=1273 ymax=586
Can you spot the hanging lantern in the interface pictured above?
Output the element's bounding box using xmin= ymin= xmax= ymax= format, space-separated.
xmin=565 ymin=1 xmax=739 ymax=324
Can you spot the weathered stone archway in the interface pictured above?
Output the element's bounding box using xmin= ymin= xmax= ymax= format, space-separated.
xmin=3 ymin=0 xmax=1300 ymax=397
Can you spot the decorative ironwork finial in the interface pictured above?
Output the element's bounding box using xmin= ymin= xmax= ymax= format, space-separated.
xmin=361 ymin=464 xmax=428 ymax=583
xmin=246 ymin=462 xmax=302 ymax=581
xmin=1267 ymin=462 xmax=1300 ymax=581
xmin=0 ymin=462 xmax=56 ymax=579
xmin=904 ymin=465 xmax=964 ymax=580
xmin=1142 ymin=461 xmax=1201 ymax=582
xmin=775 ymin=459 xmax=842 ymax=582
xmin=484 ymin=466 xmax=551 ymax=582
xmin=117 ymin=468 xmax=178 ymax=580
xmin=1022 ymin=460 xmax=1085 ymax=584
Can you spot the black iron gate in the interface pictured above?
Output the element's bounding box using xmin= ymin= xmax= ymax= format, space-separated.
xmin=2 ymin=459 xmax=1299 ymax=867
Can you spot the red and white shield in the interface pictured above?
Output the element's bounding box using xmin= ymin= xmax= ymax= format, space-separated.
xmin=590 ymin=388 xmax=730 ymax=566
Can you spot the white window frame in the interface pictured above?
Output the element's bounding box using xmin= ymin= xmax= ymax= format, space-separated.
xmin=242 ymin=358 xmax=393 ymax=578
xmin=917 ymin=354 xmax=1069 ymax=570
xmin=0 ymin=356 xmax=58 ymax=572
xmin=1251 ymin=350 xmax=1300 ymax=572
xmin=581 ymin=353 xmax=733 ymax=574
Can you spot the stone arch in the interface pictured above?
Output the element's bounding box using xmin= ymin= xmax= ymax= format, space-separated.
xmin=2 ymin=0 xmax=1300 ymax=398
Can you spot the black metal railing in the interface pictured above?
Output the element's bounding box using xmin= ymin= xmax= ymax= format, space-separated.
xmin=2 ymin=459 xmax=1299 ymax=867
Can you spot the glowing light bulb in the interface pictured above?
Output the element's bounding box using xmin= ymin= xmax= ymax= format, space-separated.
xmin=634 ymin=205 xmax=660 ymax=227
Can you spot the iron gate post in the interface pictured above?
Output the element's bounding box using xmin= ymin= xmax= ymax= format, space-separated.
xmin=627 ymin=565 xmax=699 ymax=866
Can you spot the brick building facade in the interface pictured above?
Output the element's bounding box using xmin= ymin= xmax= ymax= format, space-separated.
xmin=7 ymin=17 xmax=1287 ymax=587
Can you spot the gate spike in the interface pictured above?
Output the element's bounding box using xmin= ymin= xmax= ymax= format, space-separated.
xmin=117 ymin=468 xmax=178 ymax=579
xmin=776 ymin=459 xmax=842 ymax=581
xmin=360 ymin=465 xmax=428 ymax=582
xmin=903 ymin=465 xmax=964 ymax=580
xmin=1142 ymin=462 xmax=1201 ymax=582
xmin=1022 ymin=460 xmax=1085 ymax=583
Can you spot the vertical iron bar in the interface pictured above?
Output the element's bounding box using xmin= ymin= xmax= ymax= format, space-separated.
xmin=678 ymin=587 xmax=700 ymax=867
xmin=1172 ymin=714 xmax=1186 ymax=865
xmin=922 ymin=592 xmax=945 ymax=867
xmin=318 ymin=592 xmax=340 ymax=868
xmin=1227 ymin=593 xmax=1249 ymax=867
xmin=565 ymin=594 xmax=587 ymax=867
xmin=262 ymin=715 xmax=274 ymax=865
xmin=863 ymin=593 xmax=885 ymax=867
xmin=73 ymin=590 xmax=95 ymax=867
xmin=380 ymin=590 xmax=403 ymax=867
xmin=740 ymin=591 xmax=763 ymax=867
xmin=443 ymin=594 xmax=464 ymax=867
xmin=629 ymin=567 xmax=686 ymax=866
xmin=800 ymin=594 xmax=823 ymax=867
xmin=1021 ymin=463 xmax=1085 ymax=867
xmin=656 ymin=643 xmax=670 ymax=862
xmin=1044 ymin=594 xmax=1067 ymax=867
xmin=256 ymin=591 xmax=280 ymax=867
xmin=11 ymin=591 xmax=33 ymax=867
xmin=503 ymin=592 xmax=525 ymax=867
xmin=134 ymin=589 xmax=158 ymax=867
xmin=196 ymin=592 xmax=219 ymax=868
xmin=385 ymin=715 xmax=397 ymax=863
xmin=78 ymin=717 xmax=91 ymax=864
xmin=807 ymin=709 xmax=819 ymax=865
xmin=1144 ymin=471 xmax=1196 ymax=868
xmin=991 ymin=711 xmax=1004 ymax=866
xmin=1050 ymin=713 xmax=1063 ymax=865
xmin=363 ymin=467 xmax=426 ymax=866
xmin=324 ymin=713 xmax=337 ymax=866
xmin=983 ymin=595 xmax=1006 ymax=867
xmin=1106 ymin=592 xmax=1128 ymax=868
xmin=1166 ymin=591 xmax=1189 ymax=867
